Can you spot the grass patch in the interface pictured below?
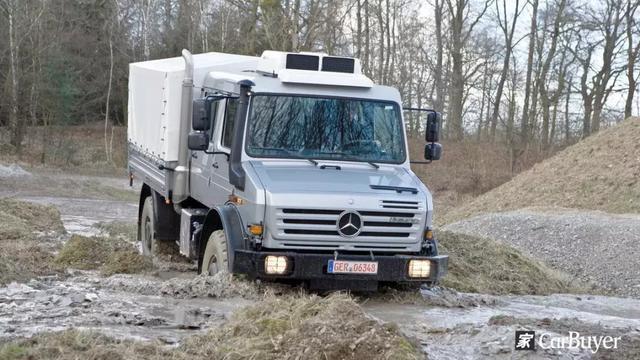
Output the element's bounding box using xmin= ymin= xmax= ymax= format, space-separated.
xmin=54 ymin=235 xmax=114 ymax=270
xmin=101 ymin=250 xmax=153 ymax=276
xmin=0 ymin=198 xmax=65 ymax=240
xmin=0 ymin=212 xmax=29 ymax=241
xmin=0 ymin=240 xmax=59 ymax=285
xmin=0 ymin=330 xmax=171 ymax=360
xmin=0 ymin=198 xmax=66 ymax=284
xmin=438 ymin=230 xmax=584 ymax=295
xmin=55 ymin=234 xmax=152 ymax=276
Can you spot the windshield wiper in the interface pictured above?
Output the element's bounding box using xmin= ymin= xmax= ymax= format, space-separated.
xmin=253 ymin=147 xmax=318 ymax=166
xmin=319 ymin=152 xmax=379 ymax=169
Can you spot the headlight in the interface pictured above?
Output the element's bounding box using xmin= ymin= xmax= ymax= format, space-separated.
xmin=264 ymin=255 xmax=289 ymax=275
xmin=408 ymin=259 xmax=431 ymax=278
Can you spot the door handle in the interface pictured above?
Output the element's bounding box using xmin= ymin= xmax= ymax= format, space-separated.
xmin=212 ymin=162 xmax=219 ymax=169
xmin=192 ymin=153 xmax=198 ymax=159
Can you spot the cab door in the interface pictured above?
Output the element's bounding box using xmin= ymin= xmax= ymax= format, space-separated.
xmin=210 ymin=98 xmax=238 ymax=200
xmin=190 ymin=100 xmax=222 ymax=204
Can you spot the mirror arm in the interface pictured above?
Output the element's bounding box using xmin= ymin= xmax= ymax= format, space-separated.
xmin=203 ymin=150 xmax=230 ymax=160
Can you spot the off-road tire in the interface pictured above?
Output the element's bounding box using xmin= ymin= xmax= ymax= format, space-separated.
xmin=201 ymin=230 xmax=228 ymax=276
xmin=140 ymin=197 xmax=156 ymax=257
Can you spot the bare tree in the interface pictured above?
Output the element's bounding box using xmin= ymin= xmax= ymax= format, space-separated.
xmin=537 ymin=0 xmax=567 ymax=146
xmin=445 ymin=0 xmax=492 ymax=140
xmin=587 ymin=0 xmax=627 ymax=133
xmin=624 ymin=0 xmax=640 ymax=118
xmin=489 ymin=0 xmax=525 ymax=142
xmin=520 ymin=0 xmax=538 ymax=146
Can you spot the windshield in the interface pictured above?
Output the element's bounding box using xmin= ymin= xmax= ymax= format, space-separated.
xmin=246 ymin=95 xmax=406 ymax=164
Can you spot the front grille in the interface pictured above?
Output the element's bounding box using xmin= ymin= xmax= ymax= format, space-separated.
xmin=273 ymin=206 xmax=424 ymax=249
xmin=380 ymin=200 xmax=420 ymax=210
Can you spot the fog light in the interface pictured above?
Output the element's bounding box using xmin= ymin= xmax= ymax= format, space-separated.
xmin=408 ymin=259 xmax=431 ymax=278
xmin=264 ymin=255 xmax=289 ymax=274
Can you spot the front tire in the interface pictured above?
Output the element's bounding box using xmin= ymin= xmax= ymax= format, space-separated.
xmin=200 ymin=230 xmax=228 ymax=275
xmin=140 ymin=197 xmax=156 ymax=257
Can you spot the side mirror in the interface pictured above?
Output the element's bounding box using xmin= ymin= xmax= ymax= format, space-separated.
xmin=192 ymin=99 xmax=211 ymax=131
xmin=188 ymin=131 xmax=209 ymax=151
xmin=425 ymin=112 xmax=441 ymax=143
xmin=425 ymin=143 xmax=442 ymax=161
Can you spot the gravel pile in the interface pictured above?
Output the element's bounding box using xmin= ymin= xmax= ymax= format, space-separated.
xmin=444 ymin=208 xmax=640 ymax=298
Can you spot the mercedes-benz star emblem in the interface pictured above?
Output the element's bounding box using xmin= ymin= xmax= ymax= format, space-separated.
xmin=337 ymin=211 xmax=363 ymax=238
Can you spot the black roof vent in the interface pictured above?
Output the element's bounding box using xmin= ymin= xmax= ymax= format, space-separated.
xmin=322 ymin=57 xmax=355 ymax=73
xmin=286 ymin=54 xmax=319 ymax=71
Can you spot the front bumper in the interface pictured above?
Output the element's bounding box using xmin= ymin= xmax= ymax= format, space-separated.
xmin=233 ymin=249 xmax=448 ymax=283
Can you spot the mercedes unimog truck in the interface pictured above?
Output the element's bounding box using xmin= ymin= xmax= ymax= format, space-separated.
xmin=128 ymin=49 xmax=447 ymax=290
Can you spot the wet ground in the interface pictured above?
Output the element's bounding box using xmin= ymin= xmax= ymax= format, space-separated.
xmin=2 ymin=167 xmax=640 ymax=359
xmin=0 ymin=275 xmax=251 ymax=344
xmin=365 ymin=293 xmax=640 ymax=359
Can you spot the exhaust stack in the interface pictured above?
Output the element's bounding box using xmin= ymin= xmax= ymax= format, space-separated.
xmin=173 ymin=49 xmax=194 ymax=203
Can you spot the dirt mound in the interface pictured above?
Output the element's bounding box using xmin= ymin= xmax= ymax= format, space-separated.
xmin=180 ymin=293 xmax=420 ymax=359
xmin=437 ymin=230 xmax=584 ymax=295
xmin=442 ymin=117 xmax=640 ymax=224
xmin=0 ymin=242 xmax=59 ymax=285
xmin=0 ymin=198 xmax=65 ymax=240
xmin=55 ymin=235 xmax=152 ymax=276
xmin=0 ymin=198 xmax=66 ymax=284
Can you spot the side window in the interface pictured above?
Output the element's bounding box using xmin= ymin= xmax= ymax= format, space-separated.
xmin=208 ymin=100 xmax=221 ymax=139
xmin=222 ymin=98 xmax=238 ymax=149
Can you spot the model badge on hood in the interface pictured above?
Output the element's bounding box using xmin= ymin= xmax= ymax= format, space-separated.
xmin=389 ymin=217 xmax=420 ymax=224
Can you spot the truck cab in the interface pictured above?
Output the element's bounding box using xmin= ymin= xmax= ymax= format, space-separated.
xmin=128 ymin=50 xmax=447 ymax=291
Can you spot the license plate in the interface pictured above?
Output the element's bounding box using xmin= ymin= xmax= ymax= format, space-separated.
xmin=327 ymin=260 xmax=378 ymax=275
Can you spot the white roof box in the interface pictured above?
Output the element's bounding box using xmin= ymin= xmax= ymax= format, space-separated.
xmin=257 ymin=51 xmax=373 ymax=88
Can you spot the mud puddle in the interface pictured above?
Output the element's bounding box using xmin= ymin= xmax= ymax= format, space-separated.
xmin=0 ymin=274 xmax=253 ymax=344
xmin=365 ymin=292 xmax=640 ymax=359
xmin=20 ymin=196 xmax=137 ymax=236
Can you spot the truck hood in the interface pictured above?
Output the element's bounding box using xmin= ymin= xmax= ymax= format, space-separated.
xmin=249 ymin=160 xmax=421 ymax=195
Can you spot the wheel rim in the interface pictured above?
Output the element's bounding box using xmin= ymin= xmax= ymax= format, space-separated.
xmin=208 ymin=255 xmax=219 ymax=276
xmin=143 ymin=216 xmax=152 ymax=253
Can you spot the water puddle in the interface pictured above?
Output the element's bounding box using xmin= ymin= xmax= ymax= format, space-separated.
xmin=19 ymin=196 xmax=137 ymax=236
xmin=0 ymin=275 xmax=253 ymax=344
xmin=364 ymin=293 xmax=640 ymax=359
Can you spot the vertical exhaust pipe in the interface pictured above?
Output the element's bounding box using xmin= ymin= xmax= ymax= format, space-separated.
xmin=173 ymin=49 xmax=194 ymax=203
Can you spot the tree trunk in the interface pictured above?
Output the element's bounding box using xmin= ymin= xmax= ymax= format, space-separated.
xmin=520 ymin=0 xmax=538 ymax=146
xmin=104 ymin=36 xmax=114 ymax=163
xmin=490 ymin=0 xmax=521 ymax=142
xmin=434 ymin=0 xmax=445 ymax=112
xmin=624 ymin=0 xmax=639 ymax=119
xmin=564 ymin=75 xmax=573 ymax=143
xmin=7 ymin=1 xmax=22 ymax=153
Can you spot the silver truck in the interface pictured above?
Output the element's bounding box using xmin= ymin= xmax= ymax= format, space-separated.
xmin=127 ymin=49 xmax=447 ymax=290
